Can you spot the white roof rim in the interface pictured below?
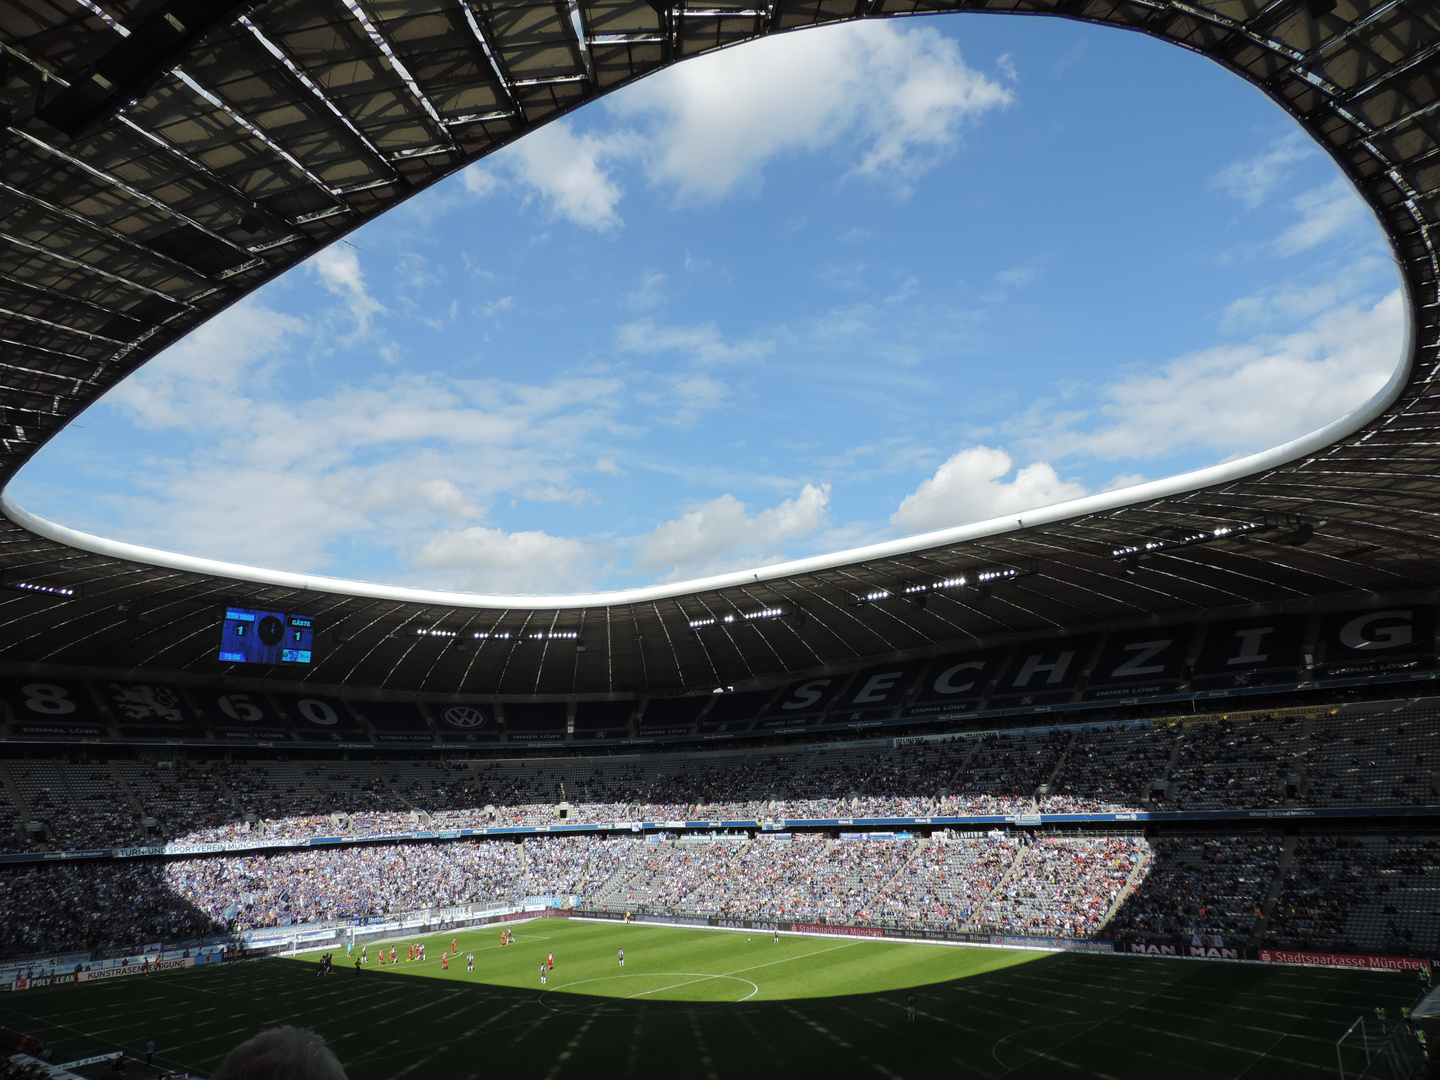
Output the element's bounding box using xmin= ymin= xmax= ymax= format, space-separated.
xmin=0 ymin=256 xmax=1415 ymax=612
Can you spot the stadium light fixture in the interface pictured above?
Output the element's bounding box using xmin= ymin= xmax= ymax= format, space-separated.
xmin=854 ymin=566 xmax=1029 ymax=606
xmin=1110 ymin=520 xmax=1270 ymax=562
xmin=689 ymin=608 xmax=785 ymax=630
xmin=2 ymin=575 xmax=83 ymax=598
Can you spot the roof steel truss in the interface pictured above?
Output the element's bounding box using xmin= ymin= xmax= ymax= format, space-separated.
xmin=0 ymin=0 xmax=1437 ymax=694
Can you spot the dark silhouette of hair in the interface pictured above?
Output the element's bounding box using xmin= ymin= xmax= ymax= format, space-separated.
xmin=209 ymin=1026 xmax=347 ymax=1080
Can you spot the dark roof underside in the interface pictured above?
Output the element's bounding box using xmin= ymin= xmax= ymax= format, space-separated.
xmin=0 ymin=0 xmax=1439 ymax=695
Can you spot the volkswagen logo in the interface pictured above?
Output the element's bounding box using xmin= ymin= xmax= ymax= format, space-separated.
xmin=442 ymin=705 xmax=487 ymax=728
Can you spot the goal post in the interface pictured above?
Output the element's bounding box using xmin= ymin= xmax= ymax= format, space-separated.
xmin=1336 ymin=1016 xmax=1428 ymax=1080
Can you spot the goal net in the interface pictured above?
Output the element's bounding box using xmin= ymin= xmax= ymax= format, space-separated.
xmin=1335 ymin=1016 xmax=1427 ymax=1080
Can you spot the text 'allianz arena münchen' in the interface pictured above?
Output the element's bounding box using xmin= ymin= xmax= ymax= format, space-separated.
xmin=0 ymin=0 xmax=1439 ymax=1077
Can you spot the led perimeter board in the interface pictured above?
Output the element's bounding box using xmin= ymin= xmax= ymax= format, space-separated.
xmin=219 ymin=607 xmax=315 ymax=666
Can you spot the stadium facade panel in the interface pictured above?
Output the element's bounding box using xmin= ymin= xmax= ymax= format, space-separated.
xmin=0 ymin=0 xmax=1437 ymax=695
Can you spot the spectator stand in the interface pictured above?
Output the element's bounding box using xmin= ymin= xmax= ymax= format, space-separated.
xmin=110 ymin=761 xmax=228 ymax=843
xmin=1304 ymin=701 xmax=1440 ymax=807
xmin=4 ymin=761 xmax=145 ymax=850
xmin=1168 ymin=712 xmax=1309 ymax=811
xmin=1107 ymin=835 xmax=1282 ymax=949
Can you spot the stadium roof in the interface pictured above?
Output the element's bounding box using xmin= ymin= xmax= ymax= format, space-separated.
xmin=0 ymin=0 xmax=1438 ymax=696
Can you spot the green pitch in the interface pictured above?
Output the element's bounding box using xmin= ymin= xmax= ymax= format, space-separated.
xmin=329 ymin=918 xmax=1038 ymax=1000
xmin=0 ymin=919 xmax=1423 ymax=1080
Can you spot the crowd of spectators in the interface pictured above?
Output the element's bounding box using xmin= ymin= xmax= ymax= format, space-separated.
xmin=1047 ymin=727 xmax=1175 ymax=812
xmin=1264 ymin=837 xmax=1378 ymax=950
xmin=1165 ymin=717 xmax=1303 ymax=810
xmin=5 ymin=829 xmax=1440 ymax=962
xmin=1265 ymin=836 xmax=1440 ymax=953
xmin=167 ymin=843 xmax=526 ymax=929
xmin=1105 ymin=836 xmax=1280 ymax=945
xmin=1304 ymin=707 xmax=1440 ymax=806
xmin=975 ymin=837 xmax=1142 ymax=938
xmin=12 ymin=709 xmax=1440 ymax=854
xmin=0 ymin=862 xmax=217 ymax=958
xmin=0 ymin=1058 xmax=53 ymax=1080
xmin=868 ymin=835 xmax=1018 ymax=929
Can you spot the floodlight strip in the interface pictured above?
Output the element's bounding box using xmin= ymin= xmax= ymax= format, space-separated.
xmin=1 ymin=577 xmax=81 ymax=598
xmin=412 ymin=628 xmax=578 ymax=639
xmin=855 ymin=566 xmax=1026 ymax=604
xmin=1110 ymin=521 xmax=1270 ymax=560
xmin=688 ymin=607 xmax=785 ymax=629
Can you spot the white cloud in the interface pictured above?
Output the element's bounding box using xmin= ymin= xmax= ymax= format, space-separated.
xmin=616 ymin=320 xmax=772 ymax=366
xmin=312 ymin=245 xmax=385 ymax=334
xmin=106 ymin=301 xmax=302 ymax=430
xmin=464 ymin=23 xmax=1009 ymax=229
xmin=1024 ymin=289 xmax=1404 ymax=463
xmin=491 ymin=121 xmax=632 ymax=230
xmin=1211 ymin=133 xmax=1311 ymax=209
xmin=611 ymin=20 xmax=1011 ymax=201
xmin=94 ymin=305 xmax=634 ymax=575
xmin=1104 ymin=472 xmax=1148 ymax=492
xmin=623 ymin=271 xmax=667 ymax=310
xmin=1276 ymin=177 xmax=1369 ymax=254
xmin=522 ymin=484 xmax=596 ymax=505
xmin=635 ymin=483 xmax=831 ymax=580
xmin=891 ymin=446 xmax=1087 ymax=534
xmin=413 ymin=525 xmax=600 ymax=593
xmin=416 ymin=478 xmax=483 ymax=518
xmin=462 ymin=165 xmax=502 ymax=198
xmin=1221 ymin=261 xmax=1383 ymax=330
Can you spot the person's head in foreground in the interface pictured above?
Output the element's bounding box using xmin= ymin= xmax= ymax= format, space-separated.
xmin=210 ymin=1026 xmax=347 ymax=1080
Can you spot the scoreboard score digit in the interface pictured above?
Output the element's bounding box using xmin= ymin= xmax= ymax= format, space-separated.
xmin=219 ymin=607 xmax=316 ymax=666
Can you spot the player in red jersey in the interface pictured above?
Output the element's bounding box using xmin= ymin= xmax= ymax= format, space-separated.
xmin=441 ymin=953 xmax=449 ymax=971
xmin=547 ymin=951 xmax=554 ymax=970
xmin=451 ymin=938 xmax=458 ymax=955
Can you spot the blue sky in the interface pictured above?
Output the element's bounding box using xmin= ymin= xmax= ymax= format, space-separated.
xmin=10 ymin=15 xmax=1403 ymax=594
